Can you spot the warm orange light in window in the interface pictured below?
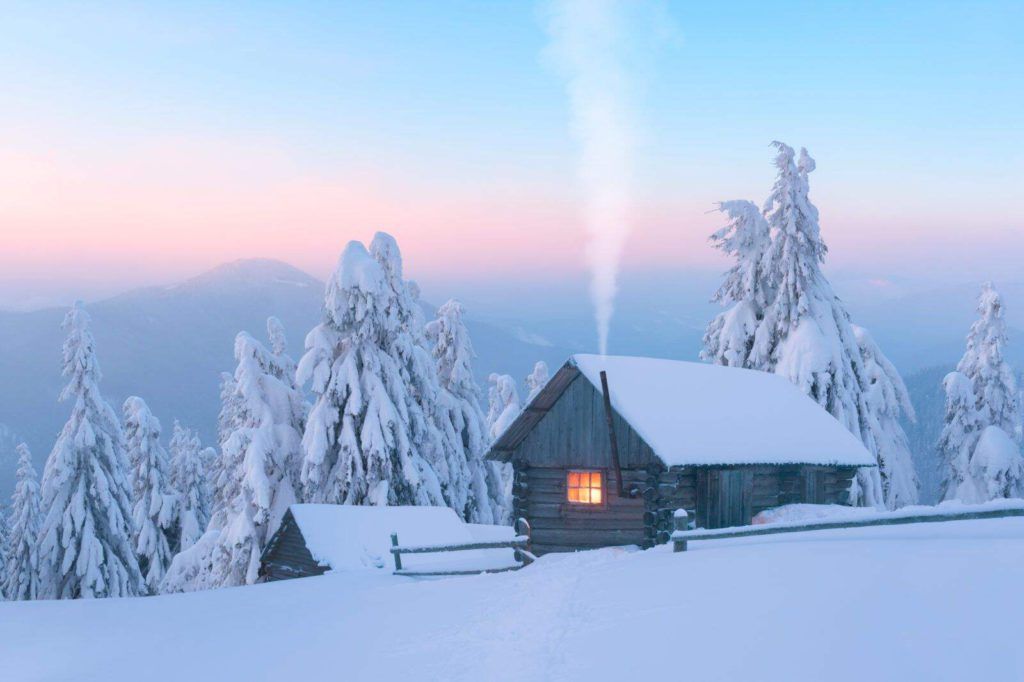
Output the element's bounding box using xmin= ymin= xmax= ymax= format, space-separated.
xmin=567 ymin=470 xmax=603 ymax=504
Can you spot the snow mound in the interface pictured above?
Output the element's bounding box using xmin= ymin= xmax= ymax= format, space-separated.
xmin=571 ymin=354 xmax=874 ymax=467
xmin=752 ymin=498 xmax=1024 ymax=528
xmin=289 ymin=504 xmax=517 ymax=573
xmin=8 ymin=515 xmax=1024 ymax=681
xmin=753 ymin=504 xmax=878 ymax=525
xmin=966 ymin=426 xmax=1024 ymax=502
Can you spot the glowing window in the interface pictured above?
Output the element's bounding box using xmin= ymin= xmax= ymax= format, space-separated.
xmin=567 ymin=470 xmax=603 ymax=505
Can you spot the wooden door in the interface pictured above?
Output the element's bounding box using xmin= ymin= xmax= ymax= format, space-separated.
xmin=699 ymin=469 xmax=754 ymax=529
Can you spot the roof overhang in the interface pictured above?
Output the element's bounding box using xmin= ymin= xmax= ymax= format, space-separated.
xmin=485 ymin=360 xmax=580 ymax=462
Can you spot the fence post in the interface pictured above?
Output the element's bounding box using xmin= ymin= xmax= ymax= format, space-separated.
xmin=391 ymin=532 xmax=402 ymax=570
xmin=673 ymin=509 xmax=688 ymax=553
xmin=514 ymin=517 xmax=532 ymax=565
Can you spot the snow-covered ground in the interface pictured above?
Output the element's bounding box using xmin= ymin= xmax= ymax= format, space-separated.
xmin=5 ymin=517 xmax=1024 ymax=681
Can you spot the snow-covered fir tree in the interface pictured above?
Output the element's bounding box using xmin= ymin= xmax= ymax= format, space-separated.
xmin=426 ymin=299 xmax=508 ymax=524
xmin=968 ymin=426 xmax=1023 ymax=501
xmin=216 ymin=332 xmax=301 ymax=586
xmin=486 ymin=373 xmax=521 ymax=442
xmin=703 ymin=142 xmax=917 ymax=508
xmin=939 ymin=283 xmax=1023 ymax=502
xmin=525 ymin=361 xmax=550 ymax=403
xmin=38 ymin=303 xmax=144 ymax=599
xmin=0 ymin=502 xmax=7 ymax=599
xmin=370 ymin=232 xmax=472 ymax=515
xmin=264 ymin=316 xmax=306 ymax=485
xmin=954 ymin=284 xmax=1020 ymax=436
xmin=700 ymin=200 xmax=771 ymax=368
xmin=123 ymin=396 xmax=176 ymax=593
xmin=199 ymin=446 xmax=218 ymax=493
xmin=209 ymin=371 xmax=240 ymax=516
xmin=4 ymin=444 xmax=41 ymax=600
xmin=216 ymin=371 xmax=241 ymax=448
xmin=167 ymin=422 xmax=210 ymax=553
xmin=298 ymin=240 xmax=446 ymax=508
xmin=164 ymin=325 xmax=304 ymax=592
xmin=854 ymin=326 xmax=919 ymax=508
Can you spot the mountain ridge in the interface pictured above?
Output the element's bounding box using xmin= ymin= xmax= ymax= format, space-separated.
xmin=0 ymin=258 xmax=569 ymax=494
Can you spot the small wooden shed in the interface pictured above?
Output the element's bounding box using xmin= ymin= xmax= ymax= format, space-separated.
xmin=260 ymin=504 xmax=518 ymax=581
xmin=486 ymin=354 xmax=875 ymax=555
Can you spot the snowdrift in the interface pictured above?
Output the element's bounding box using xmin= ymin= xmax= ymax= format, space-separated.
xmin=5 ymin=515 xmax=1024 ymax=681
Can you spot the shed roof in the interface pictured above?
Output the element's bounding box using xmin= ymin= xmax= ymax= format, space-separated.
xmin=285 ymin=504 xmax=516 ymax=572
xmin=488 ymin=354 xmax=875 ymax=468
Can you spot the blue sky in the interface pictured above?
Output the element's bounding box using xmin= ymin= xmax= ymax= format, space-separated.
xmin=1 ymin=1 xmax=1021 ymax=307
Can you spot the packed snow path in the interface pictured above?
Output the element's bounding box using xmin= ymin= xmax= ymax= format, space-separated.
xmin=5 ymin=518 xmax=1024 ymax=681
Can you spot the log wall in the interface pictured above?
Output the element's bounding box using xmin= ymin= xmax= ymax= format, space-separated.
xmin=516 ymin=462 xmax=859 ymax=554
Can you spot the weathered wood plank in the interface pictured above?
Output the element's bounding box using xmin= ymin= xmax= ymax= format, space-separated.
xmin=527 ymin=517 xmax=646 ymax=531
xmin=509 ymin=370 xmax=659 ymax=469
xmin=526 ymin=503 xmax=647 ymax=521
xmin=532 ymin=524 xmax=643 ymax=540
xmin=391 ymin=538 xmax=529 ymax=555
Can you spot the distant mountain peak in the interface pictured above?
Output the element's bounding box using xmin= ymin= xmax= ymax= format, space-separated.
xmin=183 ymin=258 xmax=322 ymax=289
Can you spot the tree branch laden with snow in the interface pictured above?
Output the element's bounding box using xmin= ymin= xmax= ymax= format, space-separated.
xmin=38 ymin=303 xmax=144 ymax=599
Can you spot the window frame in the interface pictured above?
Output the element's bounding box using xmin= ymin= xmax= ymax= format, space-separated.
xmin=565 ymin=468 xmax=606 ymax=508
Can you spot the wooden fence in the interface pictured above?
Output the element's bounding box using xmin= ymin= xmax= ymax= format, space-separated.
xmin=390 ymin=517 xmax=535 ymax=577
xmin=671 ymin=507 xmax=1024 ymax=552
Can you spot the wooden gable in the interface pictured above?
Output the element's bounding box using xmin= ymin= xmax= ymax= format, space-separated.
xmin=491 ymin=364 xmax=660 ymax=470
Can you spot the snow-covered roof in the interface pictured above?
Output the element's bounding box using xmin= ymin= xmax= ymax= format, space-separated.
xmin=287 ymin=504 xmax=516 ymax=573
xmin=490 ymin=354 xmax=875 ymax=468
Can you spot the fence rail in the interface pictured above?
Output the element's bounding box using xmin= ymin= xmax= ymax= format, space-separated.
xmin=390 ymin=517 xmax=535 ymax=577
xmin=671 ymin=507 xmax=1024 ymax=552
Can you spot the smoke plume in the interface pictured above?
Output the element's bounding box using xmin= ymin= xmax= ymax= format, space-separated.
xmin=544 ymin=0 xmax=659 ymax=355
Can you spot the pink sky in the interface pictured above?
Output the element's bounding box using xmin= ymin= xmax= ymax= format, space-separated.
xmin=2 ymin=131 xmax=1020 ymax=307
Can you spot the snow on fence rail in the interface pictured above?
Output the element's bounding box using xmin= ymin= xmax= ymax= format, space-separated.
xmin=670 ymin=505 xmax=1024 ymax=552
xmin=390 ymin=518 xmax=535 ymax=577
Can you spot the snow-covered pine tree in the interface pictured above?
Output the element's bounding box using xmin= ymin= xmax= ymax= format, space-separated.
xmin=123 ymin=396 xmax=176 ymax=593
xmin=38 ymin=302 xmax=144 ymax=599
xmin=752 ymin=143 xmax=866 ymax=436
xmin=486 ymin=374 xmax=521 ymax=442
xmin=968 ymin=426 xmax=1024 ymax=501
xmin=4 ymin=444 xmax=42 ymax=600
xmin=939 ymin=283 xmax=1023 ymax=502
xmin=525 ymin=361 xmax=550 ymax=404
xmin=213 ymin=331 xmax=303 ymax=586
xmin=216 ymin=371 xmax=241 ymax=448
xmin=167 ymin=422 xmax=210 ymax=553
xmin=264 ymin=317 xmax=307 ymax=487
xmin=164 ymin=324 xmax=305 ymax=592
xmin=208 ymin=371 xmax=240 ymax=517
xmin=426 ymin=299 xmax=508 ymax=524
xmin=299 ymin=241 xmax=445 ymax=507
xmin=370 ymin=232 xmax=471 ymax=515
xmin=0 ymin=502 xmax=7 ymax=599
xmin=700 ymin=200 xmax=771 ymax=368
xmin=937 ymin=371 xmax=985 ymax=500
xmin=703 ymin=143 xmax=917 ymax=508
xmin=199 ymin=446 xmax=218 ymax=498
xmin=956 ymin=284 xmax=1020 ymax=436
xmin=854 ymin=326 xmax=919 ymax=508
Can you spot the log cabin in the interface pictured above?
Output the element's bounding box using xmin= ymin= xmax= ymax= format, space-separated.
xmin=486 ymin=354 xmax=875 ymax=555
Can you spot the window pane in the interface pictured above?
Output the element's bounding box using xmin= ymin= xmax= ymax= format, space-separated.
xmin=567 ymin=470 xmax=603 ymax=504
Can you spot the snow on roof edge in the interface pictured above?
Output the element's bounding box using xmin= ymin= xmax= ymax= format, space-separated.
xmin=569 ymin=353 xmax=875 ymax=469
